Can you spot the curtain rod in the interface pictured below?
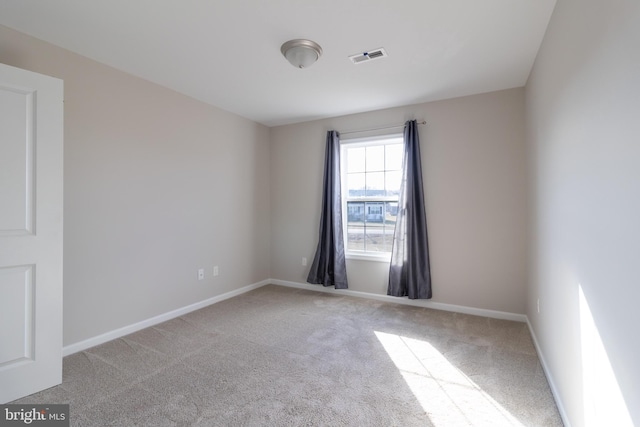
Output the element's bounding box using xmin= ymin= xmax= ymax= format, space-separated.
xmin=339 ymin=120 xmax=426 ymax=136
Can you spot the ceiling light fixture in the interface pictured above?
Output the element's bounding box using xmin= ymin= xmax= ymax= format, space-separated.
xmin=280 ymin=39 xmax=323 ymax=69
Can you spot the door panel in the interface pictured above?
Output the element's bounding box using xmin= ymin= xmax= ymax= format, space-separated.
xmin=0 ymin=62 xmax=63 ymax=403
xmin=0 ymin=87 xmax=34 ymax=235
xmin=0 ymin=265 xmax=34 ymax=365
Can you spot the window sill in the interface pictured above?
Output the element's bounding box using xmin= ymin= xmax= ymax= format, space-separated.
xmin=345 ymin=252 xmax=391 ymax=263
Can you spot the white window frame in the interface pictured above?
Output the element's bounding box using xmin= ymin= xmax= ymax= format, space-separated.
xmin=340 ymin=133 xmax=403 ymax=262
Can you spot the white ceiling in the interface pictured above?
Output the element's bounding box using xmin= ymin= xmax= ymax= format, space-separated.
xmin=0 ymin=0 xmax=556 ymax=127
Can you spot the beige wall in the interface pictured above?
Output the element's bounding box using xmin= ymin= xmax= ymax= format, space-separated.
xmin=0 ymin=25 xmax=271 ymax=346
xmin=526 ymin=0 xmax=640 ymax=425
xmin=270 ymin=88 xmax=528 ymax=314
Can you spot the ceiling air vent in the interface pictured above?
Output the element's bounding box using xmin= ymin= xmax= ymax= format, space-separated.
xmin=349 ymin=48 xmax=388 ymax=64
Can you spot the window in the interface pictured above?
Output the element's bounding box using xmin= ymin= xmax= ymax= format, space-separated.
xmin=341 ymin=134 xmax=403 ymax=259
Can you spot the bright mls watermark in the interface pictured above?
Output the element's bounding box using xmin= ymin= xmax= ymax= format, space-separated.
xmin=0 ymin=405 xmax=69 ymax=426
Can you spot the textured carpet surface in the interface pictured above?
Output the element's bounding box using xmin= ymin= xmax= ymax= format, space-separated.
xmin=13 ymin=285 xmax=562 ymax=426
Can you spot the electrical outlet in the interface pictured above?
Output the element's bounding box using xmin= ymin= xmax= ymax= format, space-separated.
xmin=213 ymin=266 xmax=219 ymax=276
xmin=302 ymin=257 xmax=307 ymax=266
xmin=198 ymin=269 xmax=204 ymax=280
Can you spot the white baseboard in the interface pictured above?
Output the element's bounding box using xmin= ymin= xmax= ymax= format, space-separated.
xmin=270 ymin=279 xmax=527 ymax=323
xmin=526 ymin=318 xmax=571 ymax=427
xmin=63 ymin=277 xmax=526 ymax=356
xmin=62 ymin=279 xmax=270 ymax=356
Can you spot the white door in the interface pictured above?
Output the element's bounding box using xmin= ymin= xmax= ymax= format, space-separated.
xmin=0 ymin=63 xmax=63 ymax=403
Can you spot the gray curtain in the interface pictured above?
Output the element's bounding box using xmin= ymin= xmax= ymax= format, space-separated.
xmin=307 ymin=131 xmax=348 ymax=289
xmin=388 ymin=120 xmax=432 ymax=299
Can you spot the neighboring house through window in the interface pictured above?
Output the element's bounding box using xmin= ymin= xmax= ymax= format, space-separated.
xmin=341 ymin=134 xmax=403 ymax=260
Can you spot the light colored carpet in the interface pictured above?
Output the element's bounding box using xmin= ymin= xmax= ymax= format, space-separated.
xmin=13 ymin=284 xmax=562 ymax=426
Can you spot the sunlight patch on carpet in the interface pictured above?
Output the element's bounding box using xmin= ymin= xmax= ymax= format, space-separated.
xmin=374 ymin=331 xmax=525 ymax=426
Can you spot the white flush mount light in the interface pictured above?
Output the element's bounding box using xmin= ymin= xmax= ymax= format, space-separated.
xmin=281 ymin=39 xmax=323 ymax=69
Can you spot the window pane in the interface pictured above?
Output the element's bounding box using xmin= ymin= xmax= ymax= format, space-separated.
xmin=365 ymin=221 xmax=386 ymax=252
xmin=385 ymin=201 xmax=398 ymax=223
xmin=381 ymin=233 xmax=393 ymax=252
xmin=347 ymin=202 xmax=365 ymax=223
xmin=347 ymin=173 xmax=365 ymax=198
xmin=364 ymin=202 xmax=386 ymax=252
xmin=364 ymin=202 xmax=384 ymax=223
xmin=384 ymin=202 xmax=398 ymax=252
xmin=347 ymin=230 xmax=364 ymax=252
xmin=347 ymin=147 xmax=365 ymax=173
xmin=365 ymin=172 xmax=384 ymax=197
xmin=347 ymin=227 xmax=365 ymax=251
xmin=385 ymin=144 xmax=403 ymax=170
xmin=366 ymin=145 xmax=384 ymax=171
xmin=346 ymin=202 xmax=365 ymax=251
xmin=385 ymin=171 xmax=402 ymax=197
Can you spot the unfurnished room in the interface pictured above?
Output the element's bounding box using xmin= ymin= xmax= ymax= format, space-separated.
xmin=0 ymin=0 xmax=638 ymax=426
